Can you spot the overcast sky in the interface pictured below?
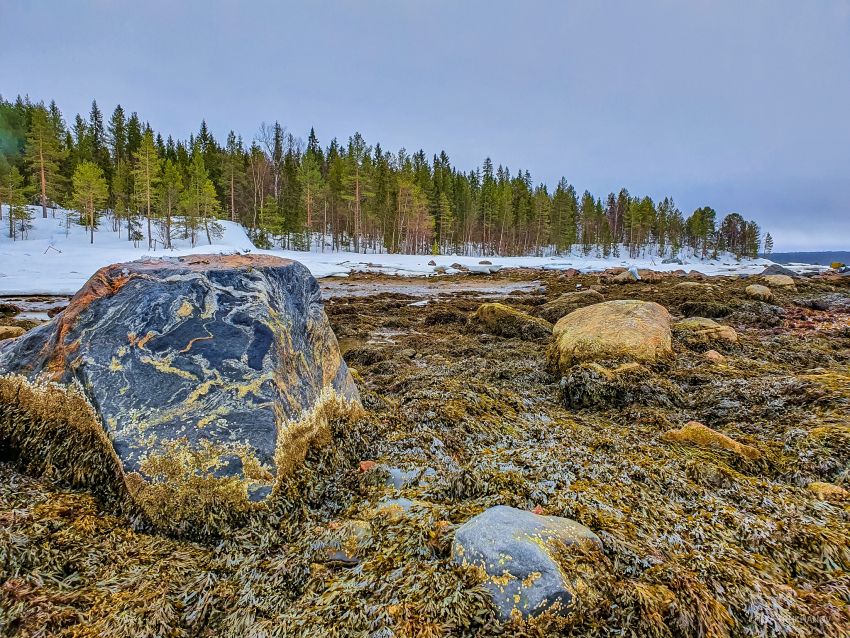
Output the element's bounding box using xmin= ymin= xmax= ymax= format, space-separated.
xmin=2 ymin=0 xmax=848 ymax=250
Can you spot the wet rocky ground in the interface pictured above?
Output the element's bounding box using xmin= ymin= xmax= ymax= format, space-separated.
xmin=1 ymin=268 xmax=849 ymax=637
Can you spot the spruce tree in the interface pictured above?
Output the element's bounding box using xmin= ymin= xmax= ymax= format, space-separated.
xmin=2 ymin=165 xmax=29 ymax=239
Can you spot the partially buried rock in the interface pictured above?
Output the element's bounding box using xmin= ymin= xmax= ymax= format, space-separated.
xmin=549 ymin=300 xmax=672 ymax=372
xmin=745 ymin=284 xmax=774 ymax=303
xmin=674 ymin=317 xmax=738 ymax=349
xmin=807 ymin=481 xmax=850 ymax=503
xmin=472 ymin=302 xmax=552 ymax=340
xmin=536 ymin=289 xmax=604 ymax=324
xmin=315 ymin=519 xmax=372 ymax=565
xmin=452 ymin=505 xmax=602 ymax=621
xmin=663 ymin=421 xmax=761 ymax=461
xmin=0 ymin=254 xmax=360 ymax=531
xmin=0 ymin=325 xmax=25 ymax=341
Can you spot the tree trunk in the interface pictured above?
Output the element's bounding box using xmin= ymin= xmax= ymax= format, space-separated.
xmin=39 ymin=146 xmax=48 ymax=219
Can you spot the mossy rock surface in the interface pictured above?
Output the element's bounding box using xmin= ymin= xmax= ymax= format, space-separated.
xmin=471 ymin=302 xmax=553 ymax=340
xmin=0 ymin=255 xmax=360 ymax=530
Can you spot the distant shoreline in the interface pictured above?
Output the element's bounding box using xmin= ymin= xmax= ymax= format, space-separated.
xmin=766 ymin=251 xmax=850 ymax=266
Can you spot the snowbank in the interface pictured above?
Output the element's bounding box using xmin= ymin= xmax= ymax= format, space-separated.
xmin=0 ymin=206 xmax=777 ymax=296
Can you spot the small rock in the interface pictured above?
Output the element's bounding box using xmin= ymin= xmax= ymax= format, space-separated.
xmin=472 ymin=303 xmax=553 ymax=340
xmin=479 ymin=260 xmax=492 ymax=265
xmin=359 ymin=460 xmax=377 ymax=473
xmin=637 ymin=269 xmax=663 ymax=283
xmin=611 ymin=269 xmax=639 ymax=283
xmin=674 ymin=317 xmax=738 ymax=346
xmin=316 ymin=519 xmax=372 ymax=565
xmin=763 ymin=274 xmax=795 ymax=289
xmin=452 ymin=505 xmax=602 ymax=621
xmin=745 ymin=284 xmax=774 ymax=303
xmin=662 ymin=257 xmax=683 ymax=265
xmin=663 ymin=421 xmax=761 ymax=461
xmin=0 ymin=326 xmax=25 ymax=341
xmin=561 ymin=268 xmax=580 ymax=278
xmin=450 ymin=262 xmax=469 ymax=272
xmin=807 ymin=481 xmax=850 ymax=502
xmin=427 ymin=259 xmax=436 ymax=266
xmin=704 ymin=349 xmax=726 ymax=364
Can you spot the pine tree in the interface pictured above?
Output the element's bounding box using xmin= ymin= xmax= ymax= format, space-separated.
xmin=24 ymin=105 xmax=65 ymax=218
xmin=763 ymin=232 xmax=773 ymax=256
xmin=72 ymin=161 xmax=108 ymax=243
xmin=298 ymin=146 xmax=323 ymax=248
xmin=132 ymin=129 xmax=160 ymax=248
xmin=158 ymin=159 xmax=182 ymax=248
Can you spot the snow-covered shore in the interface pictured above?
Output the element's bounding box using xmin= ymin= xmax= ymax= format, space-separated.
xmin=0 ymin=207 xmax=779 ymax=296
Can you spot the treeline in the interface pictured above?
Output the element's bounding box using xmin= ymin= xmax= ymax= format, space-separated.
xmin=0 ymin=95 xmax=766 ymax=257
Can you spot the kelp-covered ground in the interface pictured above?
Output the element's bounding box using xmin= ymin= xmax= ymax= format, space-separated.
xmin=1 ymin=269 xmax=849 ymax=637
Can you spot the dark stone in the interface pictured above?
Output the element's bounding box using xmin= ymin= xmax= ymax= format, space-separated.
xmin=0 ymin=255 xmax=360 ymax=508
xmin=452 ymin=505 xmax=601 ymax=621
xmin=761 ymin=264 xmax=798 ymax=277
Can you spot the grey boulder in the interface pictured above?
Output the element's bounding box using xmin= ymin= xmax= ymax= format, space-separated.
xmin=452 ymin=505 xmax=601 ymax=621
xmin=0 ymin=254 xmax=360 ymax=526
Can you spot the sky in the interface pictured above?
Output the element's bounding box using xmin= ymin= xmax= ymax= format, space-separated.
xmin=1 ymin=0 xmax=849 ymax=251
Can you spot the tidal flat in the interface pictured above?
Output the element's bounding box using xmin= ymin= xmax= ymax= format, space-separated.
xmin=1 ymin=268 xmax=848 ymax=637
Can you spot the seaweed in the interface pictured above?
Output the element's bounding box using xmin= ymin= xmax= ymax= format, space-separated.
xmin=1 ymin=270 xmax=849 ymax=637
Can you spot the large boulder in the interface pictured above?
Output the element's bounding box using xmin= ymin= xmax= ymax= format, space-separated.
xmin=452 ymin=505 xmax=601 ymax=621
xmin=549 ymin=300 xmax=672 ymax=372
xmin=536 ymin=289 xmax=604 ymax=324
xmin=471 ymin=302 xmax=552 ymax=340
xmin=0 ymin=255 xmax=360 ymax=529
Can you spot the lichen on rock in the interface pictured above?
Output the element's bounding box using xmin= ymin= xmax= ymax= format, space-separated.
xmin=452 ymin=505 xmax=602 ymax=621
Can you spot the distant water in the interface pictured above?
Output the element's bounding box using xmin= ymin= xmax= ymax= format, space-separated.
xmin=767 ymin=251 xmax=850 ymax=266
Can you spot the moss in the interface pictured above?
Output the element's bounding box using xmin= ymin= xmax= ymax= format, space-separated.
xmin=470 ymin=302 xmax=553 ymax=340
